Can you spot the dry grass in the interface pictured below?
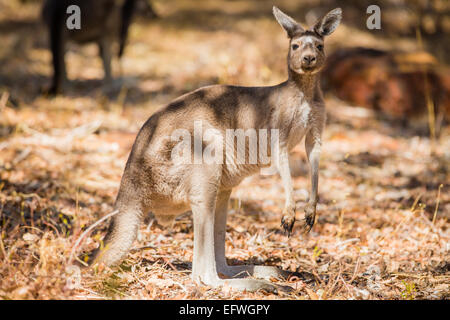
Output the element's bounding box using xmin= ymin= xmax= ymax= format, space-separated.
xmin=0 ymin=0 xmax=449 ymax=300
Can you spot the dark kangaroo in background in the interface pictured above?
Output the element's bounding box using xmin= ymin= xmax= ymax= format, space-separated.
xmin=92 ymin=7 xmax=342 ymax=293
xmin=42 ymin=0 xmax=137 ymax=94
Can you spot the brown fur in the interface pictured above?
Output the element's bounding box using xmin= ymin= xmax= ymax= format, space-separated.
xmin=42 ymin=0 xmax=136 ymax=94
xmin=93 ymin=7 xmax=342 ymax=293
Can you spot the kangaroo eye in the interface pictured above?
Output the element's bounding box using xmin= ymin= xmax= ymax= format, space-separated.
xmin=292 ymin=44 xmax=299 ymax=50
xmin=317 ymin=44 xmax=324 ymax=51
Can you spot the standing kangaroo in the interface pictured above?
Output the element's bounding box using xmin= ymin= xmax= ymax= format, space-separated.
xmin=93 ymin=7 xmax=342 ymax=292
xmin=42 ymin=0 xmax=137 ymax=94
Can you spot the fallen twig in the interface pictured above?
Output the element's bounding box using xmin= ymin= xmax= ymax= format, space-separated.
xmin=68 ymin=210 xmax=119 ymax=265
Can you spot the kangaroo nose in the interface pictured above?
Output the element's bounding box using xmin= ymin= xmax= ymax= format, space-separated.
xmin=302 ymin=55 xmax=316 ymax=66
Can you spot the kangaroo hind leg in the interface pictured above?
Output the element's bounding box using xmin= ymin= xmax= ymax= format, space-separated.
xmin=189 ymin=168 xmax=280 ymax=293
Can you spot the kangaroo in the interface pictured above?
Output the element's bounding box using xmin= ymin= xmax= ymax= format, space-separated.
xmin=93 ymin=7 xmax=342 ymax=293
xmin=42 ymin=0 xmax=137 ymax=94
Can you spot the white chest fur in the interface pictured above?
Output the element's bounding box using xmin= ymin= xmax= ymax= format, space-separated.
xmin=287 ymin=99 xmax=312 ymax=150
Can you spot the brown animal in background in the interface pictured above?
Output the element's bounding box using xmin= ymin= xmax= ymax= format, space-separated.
xmin=42 ymin=0 xmax=137 ymax=94
xmin=92 ymin=7 xmax=342 ymax=292
xmin=322 ymin=47 xmax=450 ymax=129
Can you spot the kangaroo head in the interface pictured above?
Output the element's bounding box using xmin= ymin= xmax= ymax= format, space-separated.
xmin=273 ymin=6 xmax=342 ymax=75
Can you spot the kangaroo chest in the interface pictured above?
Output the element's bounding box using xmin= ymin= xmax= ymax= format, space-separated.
xmin=286 ymin=99 xmax=313 ymax=150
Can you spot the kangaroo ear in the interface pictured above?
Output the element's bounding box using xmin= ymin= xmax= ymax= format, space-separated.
xmin=273 ymin=6 xmax=304 ymax=38
xmin=313 ymin=8 xmax=342 ymax=36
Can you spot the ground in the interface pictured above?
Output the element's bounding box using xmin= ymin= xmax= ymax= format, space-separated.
xmin=0 ymin=0 xmax=449 ymax=299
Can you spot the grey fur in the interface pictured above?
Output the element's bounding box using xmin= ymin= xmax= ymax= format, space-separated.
xmin=93 ymin=6 xmax=342 ymax=293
